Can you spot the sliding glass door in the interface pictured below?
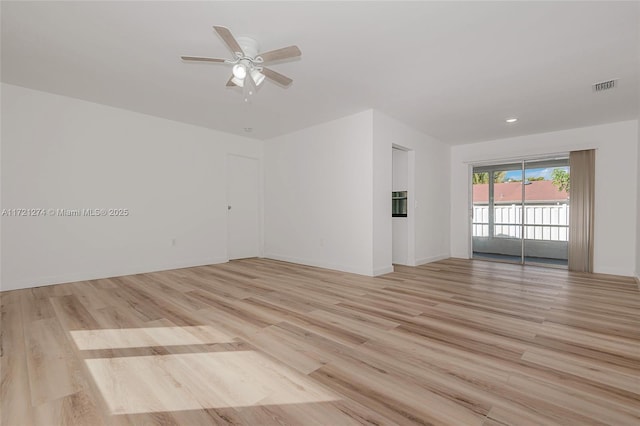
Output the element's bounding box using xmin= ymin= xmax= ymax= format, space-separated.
xmin=523 ymin=160 xmax=569 ymax=266
xmin=472 ymin=158 xmax=570 ymax=267
xmin=472 ymin=163 xmax=523 ymax=264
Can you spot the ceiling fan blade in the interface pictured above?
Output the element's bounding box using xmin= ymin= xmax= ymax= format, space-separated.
xmin=181 ymin=56 xmax=226 ymax=63
xmin=213 ymin=25 xmax=244 ymax=55
xmin=226 ymin=76 xmax=236 ymax=87
xmin=262 ymin=67 xmax=293 ymax=86
xmin=259 ymin=45 xmax=301 ymax=63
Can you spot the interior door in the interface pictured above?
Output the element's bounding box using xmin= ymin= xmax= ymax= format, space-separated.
xmin=227 ymin=154 xmax=260 ymax=260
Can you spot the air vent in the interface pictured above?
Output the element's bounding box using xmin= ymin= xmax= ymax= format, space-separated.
xmin=593 ymin=79 xmax=617 ymax=92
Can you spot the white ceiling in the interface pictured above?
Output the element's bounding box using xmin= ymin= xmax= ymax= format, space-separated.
xmin=2 ymin=1 xmax=639 ymax=144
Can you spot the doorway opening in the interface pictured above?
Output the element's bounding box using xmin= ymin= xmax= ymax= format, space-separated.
xmin=471 ymin=157 xmax=570 ymax=267
xmin=392 ymin=146 xmax=411 ymax=266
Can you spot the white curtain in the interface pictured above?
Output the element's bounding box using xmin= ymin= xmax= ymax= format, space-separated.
xmin=568 ymin=149 xmax=595 ymax=272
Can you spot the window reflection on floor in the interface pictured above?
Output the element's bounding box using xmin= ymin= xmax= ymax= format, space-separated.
xmin=70 ymin=326 xmax=235 ymax=350
xmin=71 ymin=327 xmax=339 ymax=415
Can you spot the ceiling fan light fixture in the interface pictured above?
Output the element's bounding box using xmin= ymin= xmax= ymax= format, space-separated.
xmin=232 ymin=63 xmax=247 ymax=79
xmin=250 ymin=69 xmax=265 ymax=86
xmin=231 ymin=76 xmax=244 ymax=87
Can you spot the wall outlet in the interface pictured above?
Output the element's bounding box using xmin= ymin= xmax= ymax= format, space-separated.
xmin=172 ymin=238 xmax=176 ymax=247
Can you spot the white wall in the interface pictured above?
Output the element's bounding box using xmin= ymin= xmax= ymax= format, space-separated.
xmin=392 ymin=149 xmax=409 ymax=191
xmin=392 ymin=148 xmax=409 ymax=265
xmin=371 ymin=113 xmax=394 ymax=275
xmin=373 ymin=111 xmax=451 ymax=269
xmin=1 ymin=83 xmax=262 ymax=291
xmin=264 ymin=109 xmax=450 ymax=277
xmin=636 ymin=13 xmax=640 ymax=285
xmin=636 ymin=118 xmax=640 ymax=282
xmin=0 ymin=83 xmax=3 ymax=290
xmin=263 ymin=110 xmax=375 ymax=276
xmin=451 ymin=120 xmax=639 ymax=277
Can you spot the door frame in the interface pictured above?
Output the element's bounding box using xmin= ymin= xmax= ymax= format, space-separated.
xmin=391 ymin=144 xmax=416 ymax=266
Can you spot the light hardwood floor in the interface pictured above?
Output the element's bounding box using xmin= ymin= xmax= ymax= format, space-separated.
xmin=1 ymin=258 xmax=639 ymax=425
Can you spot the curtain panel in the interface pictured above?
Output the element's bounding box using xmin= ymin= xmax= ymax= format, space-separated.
xmin=568 ymin=149 xmax=595 ymax=272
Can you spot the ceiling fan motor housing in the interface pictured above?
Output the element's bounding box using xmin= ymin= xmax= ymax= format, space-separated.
xmin=236 ymin=36 xmax=260 ymax=60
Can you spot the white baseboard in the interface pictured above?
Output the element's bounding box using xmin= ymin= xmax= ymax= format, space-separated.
xmin=264 ymin=253 xmax=374 ymax=276
xmin=0 ymin=256 xmax=228 ymax=292
xmin=592 ymin=266 xmax=636 ymax=277
xmin=635 ymin=274 xmax=640 ymax=290
xmin=413 ymin=254 xmax=450 ymax=266
xmin=373 ymin=266 xmax=394 ymax=276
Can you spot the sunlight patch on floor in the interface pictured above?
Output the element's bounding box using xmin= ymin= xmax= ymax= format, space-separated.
xmin=85 ymin=351 xmax=339 ymax=414
xmin=70 ymin=326 xmax=235 ymax=350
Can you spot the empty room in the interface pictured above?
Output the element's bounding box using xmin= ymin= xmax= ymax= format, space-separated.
xmin=1 ymin=1 xmax=639 ymax=425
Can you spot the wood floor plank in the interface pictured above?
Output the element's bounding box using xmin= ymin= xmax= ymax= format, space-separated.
xmin=503 ymin=374 xmax=640 ymax=425
xmin=520 ymin=348 xmax=640 ymax=396
xmin=24 ymin=318 xmax=78 ymax=405
xmin=1 ymin=293 xmax=35 ymax=426
xmin=2 ymin=257 xmax=639 ymax=425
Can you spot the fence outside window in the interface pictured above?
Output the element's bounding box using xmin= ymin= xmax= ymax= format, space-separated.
xmin=472 ymin=204 xmax=569 ymax=241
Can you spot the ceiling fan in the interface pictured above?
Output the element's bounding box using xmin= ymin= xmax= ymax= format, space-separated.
xmin=181 ymin=26 xmax=301 ymax=91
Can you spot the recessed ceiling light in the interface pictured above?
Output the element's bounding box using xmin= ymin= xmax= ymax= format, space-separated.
xmin=506 ymin=118 xmax=518 ymax=123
